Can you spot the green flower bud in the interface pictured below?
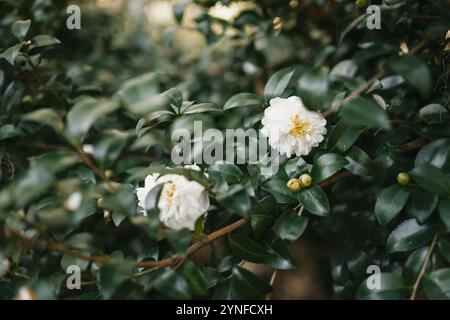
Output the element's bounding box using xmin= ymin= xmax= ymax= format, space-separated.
xmin=397 ymin=172 xmax=410 ymax=186
xmin=299 ymin=173 xmax=313 ymax=188
xmin=287 ymin=178 xmax=302 ymax=192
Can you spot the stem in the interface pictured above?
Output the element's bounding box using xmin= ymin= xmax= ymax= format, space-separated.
xmin=410 ymin=233 xmax=438 ymax=300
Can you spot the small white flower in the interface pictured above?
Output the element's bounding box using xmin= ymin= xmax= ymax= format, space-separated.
xmin=261 ymin=96 xmax=327 ymax=157
xmin=136 ymin=165 xmax=209 ymax=231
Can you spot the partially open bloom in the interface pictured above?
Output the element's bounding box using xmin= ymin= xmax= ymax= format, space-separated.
xmin=261 ymin=96 xmax=327 ymax=157
xmin=136 ymin=165 xmax=209 ymax=231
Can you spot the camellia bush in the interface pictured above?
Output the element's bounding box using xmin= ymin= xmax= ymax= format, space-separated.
xmin=0 ymin=0 xmax=449 ymax=300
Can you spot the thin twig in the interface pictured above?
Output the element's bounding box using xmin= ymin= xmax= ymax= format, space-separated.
xmin=410 ymin=233 xmax=438 ymax=300
xmin=265 ymin=269 xmax=278 ymax=300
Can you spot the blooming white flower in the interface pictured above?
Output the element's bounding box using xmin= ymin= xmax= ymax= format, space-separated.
xmin=261 ymin=96 xmax=327 ymax=157
xmin=136 ymin=165 xmax=209 ymax=231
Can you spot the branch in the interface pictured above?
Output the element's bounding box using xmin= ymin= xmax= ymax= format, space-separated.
xmin=410 ymin=233 xmax=438 ymax=300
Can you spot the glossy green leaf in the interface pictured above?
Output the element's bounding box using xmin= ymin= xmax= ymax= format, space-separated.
xmin=22 ymin=108 xmax=63 ymax=132
xmin=12 ymin=20 xmax=31 ymax=39
xmin=297 ymin=68 xmax=329 ymax=109
xmin=374 ymin=185 xmax=409 ymax=226
xmin=341 ymin=97 xmax=391 ymax=130
xmin=228 ymin=234 xmax=271 ymax=263
xmin=438 ymin=198 xmax=450 ymax=230
xmin=386 ymin=219 xmax=434 ymax=253
xmin=356 ymin=273 xmax=410 ymax=300
xmin=327 ymin=120 xmax=360 ymax=153
xmin=312 ymin=153 xmax=348 ymax=183
xmin=223 ymin=93 xmax=264 ymax=111
xmin=264 ymin=68 xmax=295 ymax=100
xmin=344 ymin=146 xmax=373 ymax=176
xmin=406 ymin=188 xmax=438 ymax=223
xmin=275 ymin=213 xmax=308 ymax=242
xmin=66 ymin=98 xmax=120 ymax=141
xmin=387 ymin=55 xmax=433 ymax=99
xmin=213 ymin=267 xmax=271 ymax=299
xmin=423 ymin=269 xmax=450 ymax=300
xmin=297 ymin=186 xmax=330 ymax=216
xmin=410 ymin=164 xmax=450 ymax=197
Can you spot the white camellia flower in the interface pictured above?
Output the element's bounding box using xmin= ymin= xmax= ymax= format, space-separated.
xmin=261 ymin=96 xmax=327 ymax=157
xmin=136 ymin=165 xmax=209 ymax=231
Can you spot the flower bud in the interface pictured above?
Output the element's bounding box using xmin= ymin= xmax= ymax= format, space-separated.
xmin=299 ymin=173 xmax=313 ymax=188
xmin=356 ymin=0 xmax=369 ymax=9
xmin=96 ymin=197 xmax=104 ymax=208
xmin=397 ymin=172 xmax=410 ymax=186
xmin=104 ymin=169 xmax=114 ymax=179
xmin=287 ymin=178 xmax=301 ymax=191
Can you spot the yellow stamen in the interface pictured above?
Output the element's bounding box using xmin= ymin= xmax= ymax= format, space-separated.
xmin=165 ymin=183 xmax=177 ymax=204
xmin=290 ymin=115 xmax=310 ymax=136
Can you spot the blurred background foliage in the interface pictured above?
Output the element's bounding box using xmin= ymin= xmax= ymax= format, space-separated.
xmin=0 ymin=0 xmax=450 ymax=300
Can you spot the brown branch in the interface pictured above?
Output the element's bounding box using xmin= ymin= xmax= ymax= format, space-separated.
xmin=410 ymin=233 xmax=438 ymax=300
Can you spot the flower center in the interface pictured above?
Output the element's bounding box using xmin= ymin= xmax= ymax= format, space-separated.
xmin=290 ymin=115 xmax=310 ymax=136
xmin=165 ymin=183 xmax=177 ymax=204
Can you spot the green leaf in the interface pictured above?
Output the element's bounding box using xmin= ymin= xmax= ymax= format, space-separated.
xmin=0 ymin=44 xmax=23 ymax=65
xmin=180 ymin=102 xmax=221 ymax=115
xmin=117 ymin=72 xmax=166 ymax=115
xmin=345 ymin=146 xmax=373 ymax=176
xmin=0 ymin=124 xmax=21 ymax=141
xmin=216 ymin=185 xmax=251 ymax=216
xmin=356 ymin=273 xmax=410 ymax=300
xmin=250 ymin=214 xmax=274 ymax=239
xmin=386 ymin=219 xmax=434 ymax=253
xmin=297 ymin=186 xmax=330 ymax=216
xmin=423 ymin=269 xmax=450 ymax=300
xmin=166 ymin=228 xmax=191 ymax=254
xmin=297 ymin=68 xmax=329 ymax=109
xmin=438 ymin=238 xmax=450 ymax=264
xmin=228 ymin=234 xmax=271 ymax=263
xmin=29 ymin=35 xmax=61 ymax=51
xmin=266 ymin=238 xmax=296 ymax=270
xmin=93 ymin=130 xmax=131 ymax=169
xmin=33 ymin=151 xmax=80 ymax=173
xmin=410 ymin=164 xmax=450 ymax=197
xmin=327 ymin=120 xmax=360 ymax=153
xmin=209 ymin=162 xmax=243 ymax=183
xmin=103 ymin=186 xmax=137 ymax=227
xmin=22 ymin=108 xmax=63 ymax=132
xmin=264 ymin=68 xmax=295 ymax=100
xmin=415 ymin=139 xmax=450 ymax=171
xmin=213 ymin=267 xmax=271 ymax=299
xmin=403 ymin=247 xmax=432 ymax=283
xmin=180 ymin=260 xmax=208 ymax=298
xmin=336 ymin=14 xmax=366 ymax=45
xmin=12 ymin=20 xmax=31 ymax=39
xmin=312 ymin=153 xmax=348 ymax=183
xmin=406 ymin=188 xmax=438 ymax=223
xmin=419 ymin=104 xmax=449 ymax=123
xmin=374 ymin=185 xmax=410 ymax=226
xmin=224 ymin=93 xmax=264 ymax=111
xmin=173 ymin=2 xmax=186 ymax=23
xmin=386 ymin=55 xmax=433 ymax=99
xmin=66 ymin=98 xmax=120 ymax=141
xmin=150 ymin=268 xmax=191 ymax=299
xmin=275 ymin=213 xmax=308 ymax=242
xmin=341 ymin=97 xmax=391 ymax=130
xmin=262 ymin=176 xmax=297 ymax=204
xmin=438 ymin=198 xmax=450 ymax=230
xmin=0 ymin=166 xmax=54 ymax=211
